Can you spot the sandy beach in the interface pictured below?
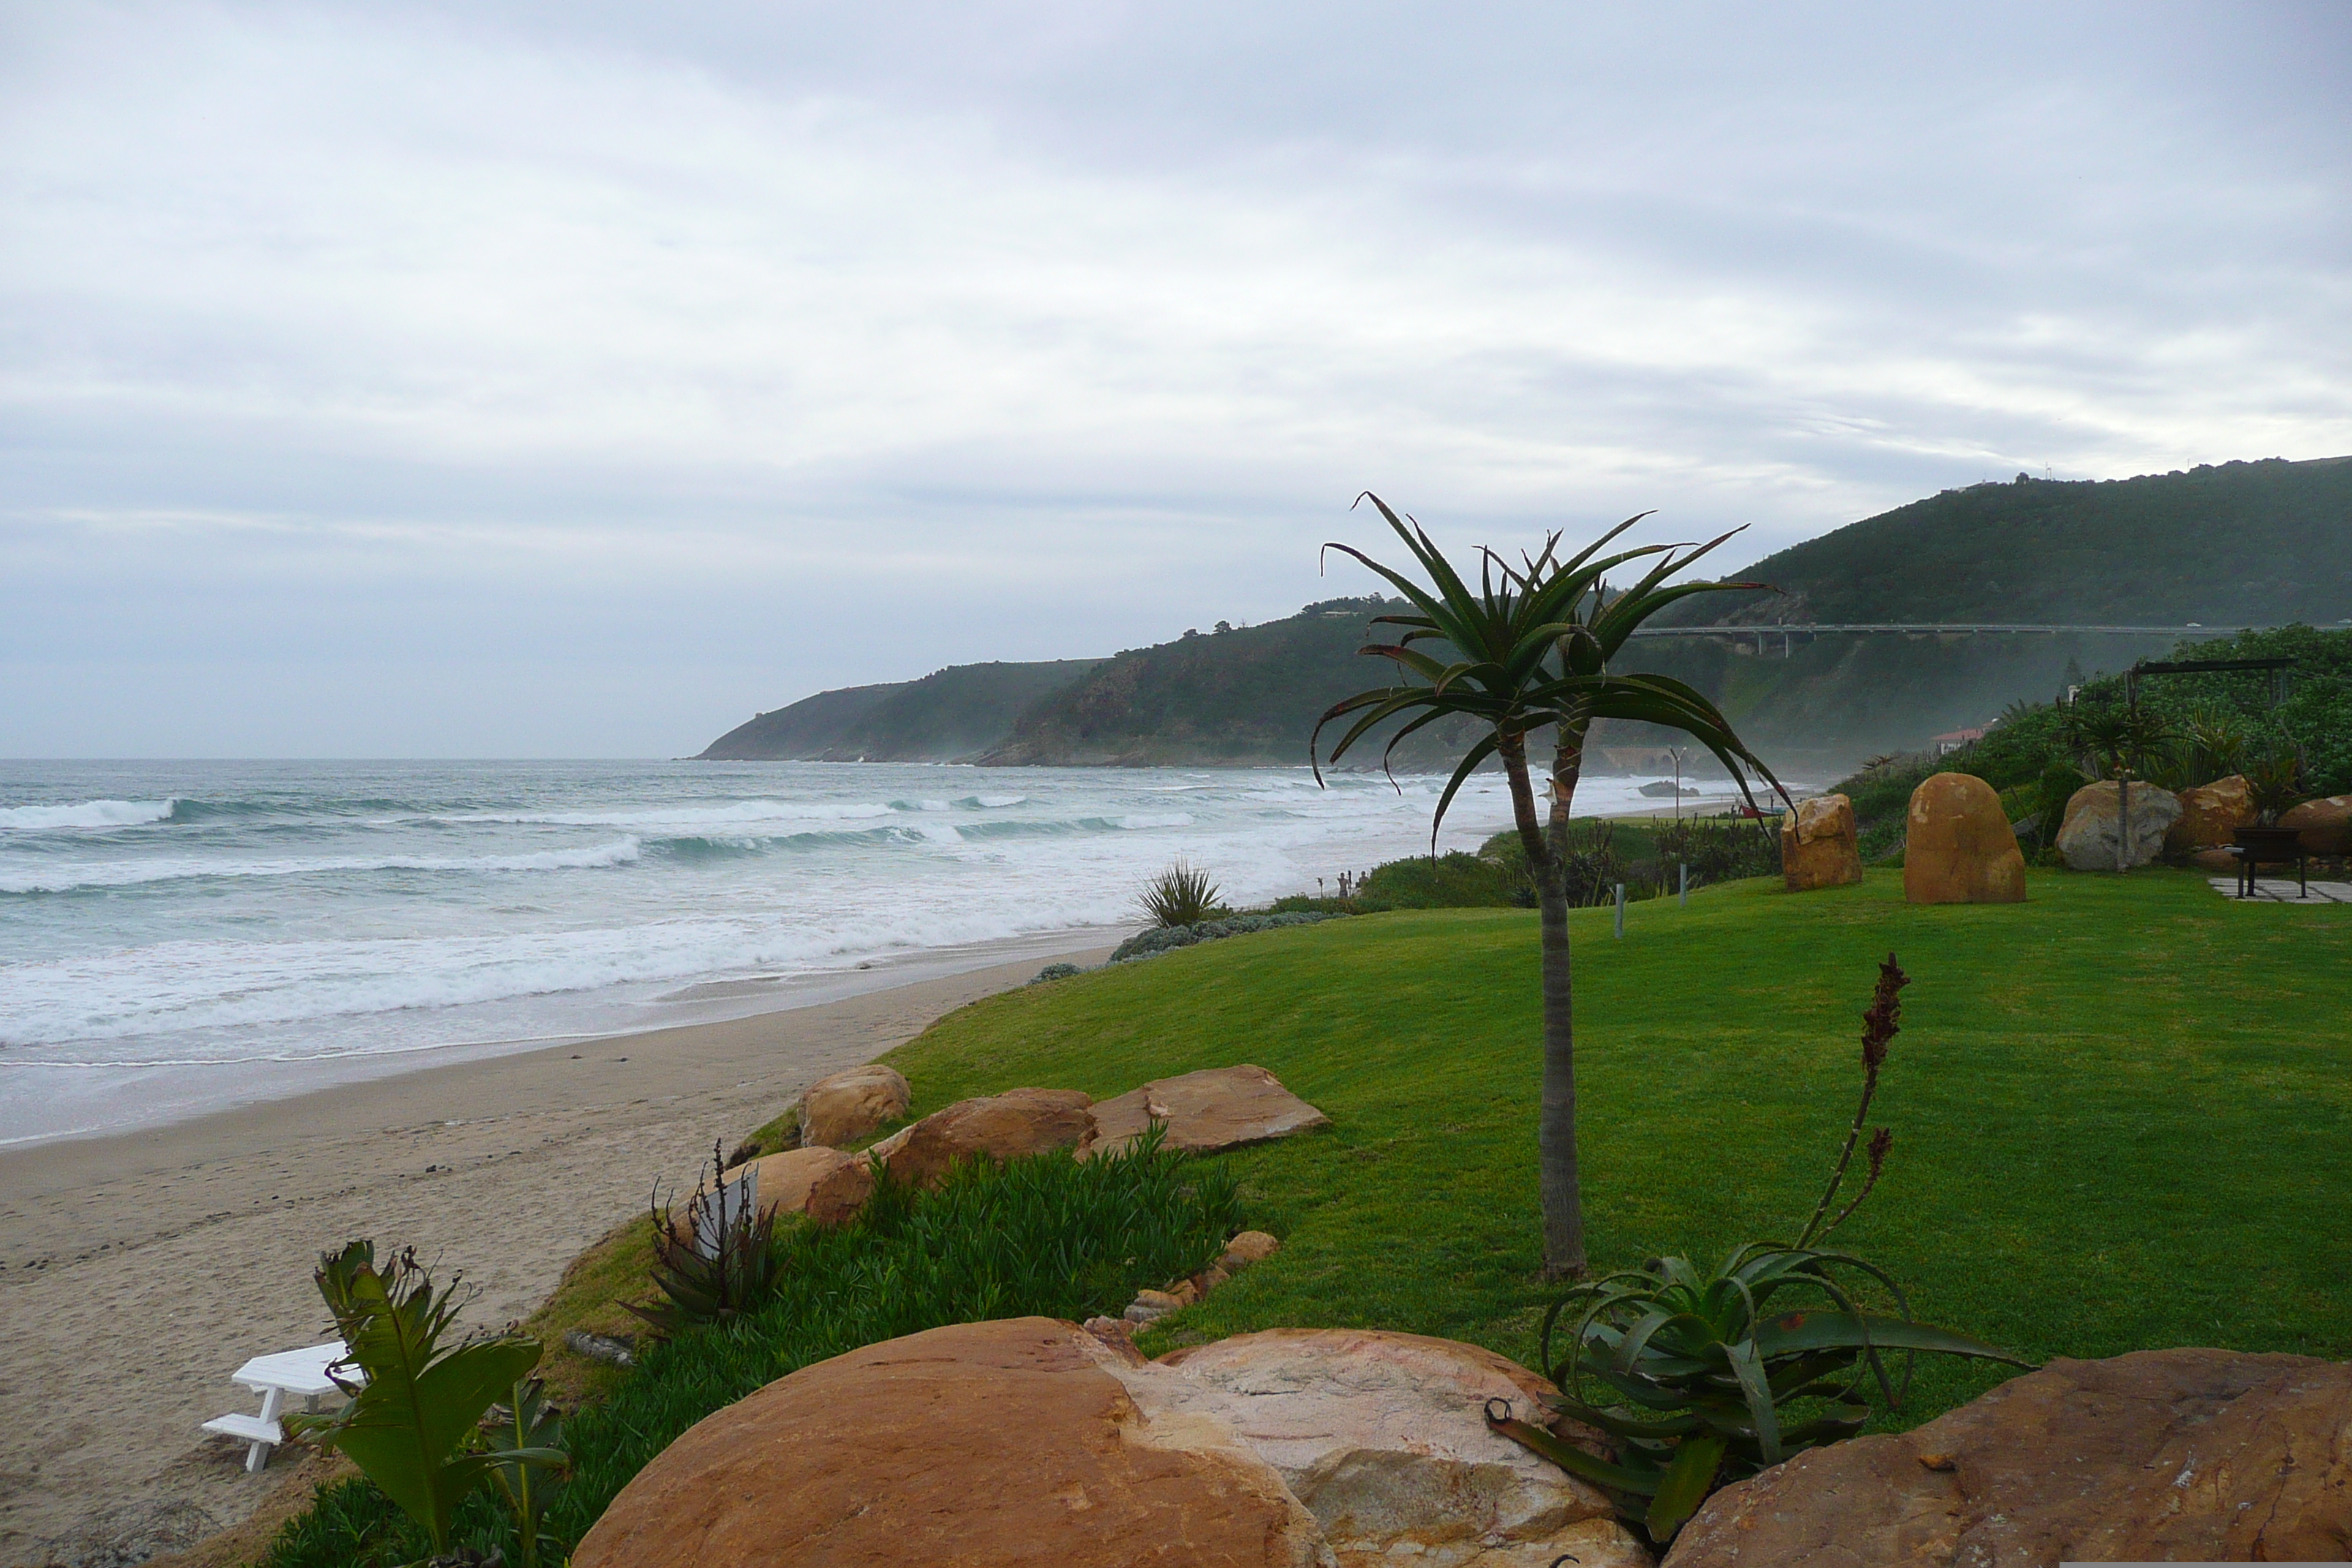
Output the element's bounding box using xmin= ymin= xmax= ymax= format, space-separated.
xmin=0 ymin=939 xmax=1112 ymax=1568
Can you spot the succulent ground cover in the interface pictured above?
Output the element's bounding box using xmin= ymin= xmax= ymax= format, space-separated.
xmin=258 ymin=867 xmax=2352 ymax=1564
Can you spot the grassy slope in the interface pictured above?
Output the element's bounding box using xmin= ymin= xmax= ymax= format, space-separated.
xmin=884 ymin=867 xmax=2352 ymax=1425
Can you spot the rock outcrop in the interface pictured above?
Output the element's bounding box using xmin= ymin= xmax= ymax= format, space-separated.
xmin=2280 ymin=793 xmax=2352 ymax=855
xmin=719 ymin=1145 xmax=874 ymax=1228
xmin=1080 ymin=1066 xmax=1330 ymax=1159
xmin=576 ymin=1318 xmax=1651 ymax=1568
xmin=2056 ymin=780 xmax=2182 ymax=870
xmin=1902 ymin=773 xmax=2027 ymax=903
xmin=2166 ymin=773 xmax=2253 ymax=851
xmin=1779 ymin=793 xmax=1863 ymax=892
xmin=797 ymin=1063 xmax=912 ymax=1148
xmin=1149 ymin=1329 xmax=1643 ymax=1568
xmin=572 ymin=1317 xmax=1332 ymax=1567
xmin=1661 ymin=1348 xmax=2352 ymax=1568
xmin=864 ymin=1088 xmax=1096 ymax=1188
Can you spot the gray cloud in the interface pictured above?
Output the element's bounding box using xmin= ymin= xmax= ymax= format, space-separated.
xmin=2 ymin=0 xmax=2346 ymax=754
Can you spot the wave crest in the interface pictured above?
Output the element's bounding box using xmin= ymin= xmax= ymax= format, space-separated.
xmin=0 ymin=799 xmax=176 ymax=831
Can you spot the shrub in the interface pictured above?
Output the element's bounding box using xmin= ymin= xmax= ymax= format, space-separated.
xmin=1109 ymin=910 xmax=1342 ymax=962
xmin=260 ymin=1132 xmax=1243 ymax=1567
xmin=1139 ymin=858 xmax=1226 ymax=927
xmin=626 ymin=1142 xmax=783 ymax=1339
xmin=287 ymin=1243 xmax=562 ymax=1564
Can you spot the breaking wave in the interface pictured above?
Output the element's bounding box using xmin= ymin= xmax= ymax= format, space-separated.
xmin=0 ymin=799 xmax=177 ymax=831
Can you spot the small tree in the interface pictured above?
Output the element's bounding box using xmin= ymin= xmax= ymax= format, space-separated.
xmin=1315 ymin=496 xmax=1783 ymax=1276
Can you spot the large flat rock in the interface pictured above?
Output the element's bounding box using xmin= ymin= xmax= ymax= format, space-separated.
xmin=572 ymin=1317 xmax=1332 ymax=1568
xmin=1142 ymin=1328 xmax=1643 ymax=1568
xmin=1080 ymin=1065 xmax=1330 ymax=1159
xmin=1662 ymin=1348 xmax=2352 ymax=1568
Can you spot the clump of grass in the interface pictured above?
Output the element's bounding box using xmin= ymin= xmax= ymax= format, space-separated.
xmin=1140 ymin=858 xmax=1224 ymax=927
xmin=257 ymin=1129 xmax=1243 ymax=1567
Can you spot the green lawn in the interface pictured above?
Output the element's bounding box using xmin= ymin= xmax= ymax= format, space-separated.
xmin=886 ymin=867 xmax=2352 ymax=1425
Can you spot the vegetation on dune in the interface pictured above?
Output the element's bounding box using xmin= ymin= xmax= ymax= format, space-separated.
xmin=260 ymin=868 xmax=2352 ymax=1561
xmin=1315 ymin=494 xmax=1782 ymax=1277
xmin=1830 ymin=624 xmax=2352 ymax=859
xmin=262 ymin=1132 xmax=1239 ymax=1567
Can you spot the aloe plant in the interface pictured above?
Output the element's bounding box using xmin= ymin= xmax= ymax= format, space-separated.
xmin=627 ymin=1141 xmax=783 ymax=1338
xmin=2244 ymin=747 xmax=2307 ymax=827
xmin=1315 ymin=496 xmax=1784 ymax=1275
xmin=1488 ymin=957 xmax=2031 ymax=1545
xmin=290 ymin=1242 xmax=562 ymax=1559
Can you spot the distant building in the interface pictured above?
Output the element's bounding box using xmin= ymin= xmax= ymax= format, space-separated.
xmin=1933 ymin=726 xmax=1988 ymax=755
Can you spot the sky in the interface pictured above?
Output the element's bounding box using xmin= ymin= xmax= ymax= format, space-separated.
xmin=3 ymin=1 xmax=2348 ymax=758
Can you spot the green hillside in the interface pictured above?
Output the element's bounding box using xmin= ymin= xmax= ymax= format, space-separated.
xmin=1554 ymin=454 xmax=2352 ymax=758
xmin=698 ymin=658 xmax=1104 ymax=761
xmin=1658 ymin=454 xmax=2352 ymax=627
xmin=697 ymin=456 xmax=2352 ymax=769
xmin=978 ymin=599 xmax=1483 ymax=767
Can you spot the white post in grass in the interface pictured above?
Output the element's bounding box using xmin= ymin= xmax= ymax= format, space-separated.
xmin=1613 ymin=883 xmax=1626 ymax=939
xmin=1679 ymin=862 xmax=1688 ymax=907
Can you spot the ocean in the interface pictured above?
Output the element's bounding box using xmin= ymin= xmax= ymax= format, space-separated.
xmin=0 ymin=758 xmax=1708 ymax=1147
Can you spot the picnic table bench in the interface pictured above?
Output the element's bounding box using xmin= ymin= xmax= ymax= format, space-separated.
xmin=201 ymin=1341 xmax=353 ymax=1472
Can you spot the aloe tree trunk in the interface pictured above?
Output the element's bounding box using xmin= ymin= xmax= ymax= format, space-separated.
xmin=1500 ymin=725 xmax=1588 ymax=1279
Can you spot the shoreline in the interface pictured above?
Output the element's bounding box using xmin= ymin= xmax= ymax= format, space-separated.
xmin=1 ymin=923 xmax=1125 ymax=1153
xmin=0 ymin=942 xmax=1112 ymax=1567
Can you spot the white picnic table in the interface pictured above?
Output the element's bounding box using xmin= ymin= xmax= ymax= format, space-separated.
xmin=200 ymin=1341 xmax=353 ymax=1472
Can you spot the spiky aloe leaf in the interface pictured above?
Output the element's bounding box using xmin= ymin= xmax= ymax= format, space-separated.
xmin=1645 ymin=1434 xmax=1725 ymax=1542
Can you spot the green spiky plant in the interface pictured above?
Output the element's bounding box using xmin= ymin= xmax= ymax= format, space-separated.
xmin=1487 ymin=956 xmax=2030 ymax=1546
xmin=627 ymin=1141 xmax=785 ymax=1338
xmin=1139 ymin=858 xmax=1226 ymax=927
xmin=1314 ymin=495 xmax=1785 ymax=1276
xmin=290 ymin=1242 xmax=563 ymax=1563
xmin=2244 ymin=747 xmax=2308 ymax=828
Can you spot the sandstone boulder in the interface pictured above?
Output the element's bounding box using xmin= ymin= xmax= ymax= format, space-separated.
xmin=864 ymin=1087 xmax=1096 ymax=1188
xmin=719 ymin=1145 xmax=874 ymax=1228
xmin=2055 ymin=780 xmax=2180 ymax=870
xmin=1147 ymin=1328 xmax=1645 ymax=1568
xmin=2280 ymin=793 xmax=2352 ymax=855
xmin=573 ymin=1317 xmax=1332 ymax=1568
xmin=1080 ymin=1065 xmax=1331 ymax=1159
xmin=1903 ymin=773 xmax=2026 ymax=903
xmin=796 ymin=1063 xmax=912 ymax=1148
xmin=1660 ymin=1348 xmax=2352 ymax=1568
xmin=2166 ymin=773 xmax=2253 ymax=851
xmin=1779 ymin=793 xmax=1863 ymax=892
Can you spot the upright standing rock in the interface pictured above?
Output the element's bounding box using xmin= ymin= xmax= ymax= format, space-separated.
xmin=1780 ymin=794 xmax=1863 ymax=891
xmin=2057 ymin=780 xmax=2180 ymax=871
xmin=1903 ymin=773 xmax=2026 ymax=904
xmin=2166 ymin=774 xmax=2253 ymax=852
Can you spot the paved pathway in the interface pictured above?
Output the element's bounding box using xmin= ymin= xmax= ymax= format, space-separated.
xmin=2208 ymin=876 xmax=2352 ymax=903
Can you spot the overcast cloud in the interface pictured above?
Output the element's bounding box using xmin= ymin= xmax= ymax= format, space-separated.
xmin=3 ymin=1 xmax=2347 ymax=755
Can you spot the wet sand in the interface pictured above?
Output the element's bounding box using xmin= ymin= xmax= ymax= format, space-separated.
xmin=0 ymin=941 xmax=1112 ymax=1567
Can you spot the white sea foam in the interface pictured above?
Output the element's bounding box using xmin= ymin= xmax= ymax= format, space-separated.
xmin=438 ymin=799 xmax=894 ymax=827
xmin=0 ymin=798 xmax=176 ymax=831
xmin=0 ymin=837 xmax=642 ymax=894
xmin=0 ymin=760 xmax=1551 ymax=1139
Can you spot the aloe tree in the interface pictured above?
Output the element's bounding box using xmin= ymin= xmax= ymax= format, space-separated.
xmin=1314 ymin=496 xmax=1784 ymax=1277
